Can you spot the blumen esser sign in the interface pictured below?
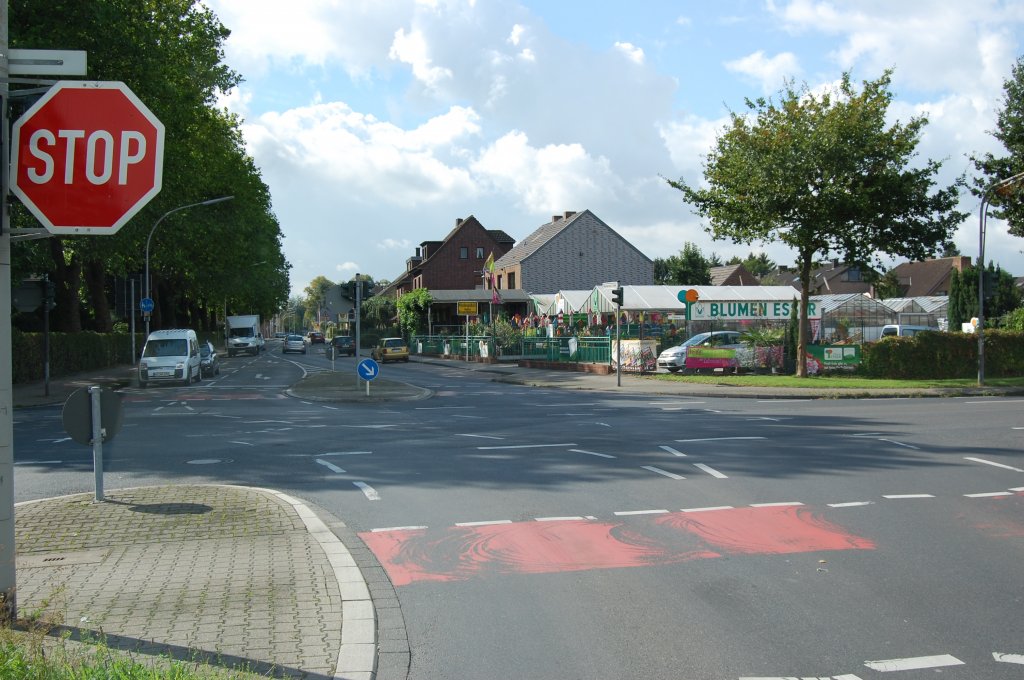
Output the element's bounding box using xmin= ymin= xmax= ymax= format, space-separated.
xmin=689 ymin=300 xmax=820 ymax=321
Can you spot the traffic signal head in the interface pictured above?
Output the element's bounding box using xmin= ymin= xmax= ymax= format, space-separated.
xmin=611 ymin=286 xmax=624 ymax=307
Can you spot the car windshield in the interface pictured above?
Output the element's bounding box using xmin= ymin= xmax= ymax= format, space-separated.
xmin=200 ymin=345 xmax=211 ymax=357
xmin=679 ymin=333 xmax=711 ymax=347
xmin=229 ymin=328 xmax=253 ymax=338
xmin=287 ymin=335 xmax=303 ymax=341
xmin=143 ymin=339 xmax=188 ymax=358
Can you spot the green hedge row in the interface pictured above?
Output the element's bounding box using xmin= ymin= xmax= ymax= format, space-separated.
xmin=859 ymin=330 xmax=1024 ymax=379
xmin=12 ymin=329 xmax=142 ymax=384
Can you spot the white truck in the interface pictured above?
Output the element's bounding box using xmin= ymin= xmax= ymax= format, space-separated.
xmin=226 ymin=314 xmax=265 ymax=357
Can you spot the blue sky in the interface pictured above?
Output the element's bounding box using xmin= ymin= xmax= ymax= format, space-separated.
xmin=202 ymin=0 xmax=1024 ymax=296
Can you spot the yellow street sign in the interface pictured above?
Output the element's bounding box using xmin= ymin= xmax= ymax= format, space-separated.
xmin=457 ymin=301 xmax=478 ymax=316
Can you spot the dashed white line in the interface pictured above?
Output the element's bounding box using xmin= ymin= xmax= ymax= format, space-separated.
xmin=316 ymin=459 xmax=346 ymax=474
xmin=230 ymin=441 xmax=255 ymax=446
xmin=320 ymin=451 xmax=372 ymax=456
xmin=477 ymin=443 xmax=577 ymax=450
xmin=693 ymin=463 xmax=728 ymax=479
xmin=964 ymin=491 xmax=1013 ymax=498
xmin=828 ymin=501 xmax=875 ymax=508
xmin=1011 ymin=487 xmax=1024 ymax=492
xmin=659 ymin=445 xmax=686 ymax=457
xmin=882 ymin=494 xmax=935 ymax=499
xmin=535 ymin=516 xmax=586 ymax=522
xmin=642 ymin=466 xmax=686 ymax=480
xmin=569 ymin=449 xmax=616 ymax=459
xmin=994 ymin=652 xmax=1024 ymax=664
xmin=750 ymin=501 xmax=803 ymax=507
xmin=876 ymin=438 xmax=919 ymax=450
xmin=15 ymin=460 xmax=62 ymax=465
xmin=353 ymin=482 xmax=380 ymax=500
xmin=455 ymin=433 xmax=505 ymax=440
xmin=614 ymin=509 xmax=668 ymax=516
xmin=455 ymin=519 xmax=511 ymax=527
xmin=964 ymin=456 xmax=1024 ymax=472
xmin=371 ymin=526 xmax=427 ymax=533
xmin=682 ymin=506 xmax=733 ymax=513
xmin=864 ymin=654 xmax=964 ymax=672
xmin=675 ymin=436 xmax=766 ymax=443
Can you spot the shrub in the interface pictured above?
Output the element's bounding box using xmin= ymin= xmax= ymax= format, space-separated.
xmin=859 ymin=330 xmax=1024 ymax=378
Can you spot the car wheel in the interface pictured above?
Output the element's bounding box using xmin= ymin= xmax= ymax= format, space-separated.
xmin=667 ymin=367 xmax=679 ymax=373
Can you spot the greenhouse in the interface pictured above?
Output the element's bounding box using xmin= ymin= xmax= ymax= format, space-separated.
xmin=811 ymin=294 xmax=897 ymax=343
xmin=880 ymin=296 xmax=949 ymax=330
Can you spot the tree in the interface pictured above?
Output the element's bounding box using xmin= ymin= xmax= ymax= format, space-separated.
xmin=397 ymin=289 xmax=432 ymax=337
xmin=653 ymin=242 xmax=713 ymax=285
xmin=303 ymin=276 xmax=335 ymax=328
xmin=872 ymin=269 xmax=902 ymax=300
xmin=727 ymin=252 xmax=777 ymax=277
xmin=972 ymin=56 xmax=1024 ymax=235
xmin=947 ymin=268 xmax=965 ymax=330
xmin=668 ymin=71 xmax=965 ymax=376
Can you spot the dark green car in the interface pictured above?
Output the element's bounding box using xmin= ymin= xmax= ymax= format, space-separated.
xmin=332 ymin=336 xmax=355 ymax=356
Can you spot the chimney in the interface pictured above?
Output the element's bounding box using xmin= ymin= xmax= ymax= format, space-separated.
xmin=832 ymin=258 xmax=839 ymax=268
xmin=415 ymin=247 xmax=421 ymax=258
xmin=564 ymin=211 xmax=576 ymax=219
xmin=551 ymin=215 xmax=561 ymax=223
xmin=778 ymin=265 xmax=789 ymax=273
xmin=954 ymin=256 xmax=970 ymax=272
xmin=455 ymin=217 xmax=464 ymax=227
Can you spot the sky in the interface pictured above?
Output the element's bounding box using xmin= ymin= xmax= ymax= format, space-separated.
xmin=201 ymin=0 xmax=1024 ymax=297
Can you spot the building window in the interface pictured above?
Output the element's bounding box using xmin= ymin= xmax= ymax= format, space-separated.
xmin=476 ymin=247 xmax=484 ymax=259
xmin=497 ymin=275 xmax=503 ymax=289
xmin=844 ymin=268 xmax=862 ymax=282
xmin=508 ymin=272 xmax=516 ymax=289
xmin=460 ymin=247 xmax=468 ymax=259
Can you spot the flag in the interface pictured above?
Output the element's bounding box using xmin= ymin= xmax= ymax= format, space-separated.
xmin=485 ymin=251 xmax=502 ymax=304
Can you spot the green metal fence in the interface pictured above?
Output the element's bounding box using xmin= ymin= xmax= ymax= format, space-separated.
xmin=521 ymin=336 xmax=611 ymax=363
xmin=411 ymin=335 xmax=496 ymax=359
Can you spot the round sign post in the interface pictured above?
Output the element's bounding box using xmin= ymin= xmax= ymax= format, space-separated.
xmin=10 ymin=81 xmax=165 ymax=235
xmin=357 ymin=358 xmax=379 ymax=397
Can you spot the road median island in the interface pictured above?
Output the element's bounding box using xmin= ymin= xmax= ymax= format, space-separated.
xmin=287 ymin=371 xmax=432 ymax=402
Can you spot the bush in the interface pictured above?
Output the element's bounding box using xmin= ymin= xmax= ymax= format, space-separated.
xmin=859 ymin=330 xmax=1024 ymax=378
xmin=12 ymin=330 xmax=141 ymax=384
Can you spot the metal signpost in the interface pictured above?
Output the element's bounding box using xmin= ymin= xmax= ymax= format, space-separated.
xmin=458 ymin=301 xmax=477 ymax=362
xmin=357 ymin=358 xmax=380 ymax=397
xmin=61 ymin=387 xmax=125 ymax=502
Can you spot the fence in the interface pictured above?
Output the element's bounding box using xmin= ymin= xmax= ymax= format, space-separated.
xmin=410 ymin=335 xmax=497 ymax=359
xmin=522 ymin=336 xmax=611 ymax=364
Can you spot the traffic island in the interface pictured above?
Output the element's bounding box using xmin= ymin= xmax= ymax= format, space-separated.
xmin=287 ymin=371 xmax=432 ymax=402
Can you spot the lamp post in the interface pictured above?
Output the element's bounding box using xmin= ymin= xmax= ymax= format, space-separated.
xmin=144 ymin=196 xmax=233 ymax=339
xmin=977 ymin=171 xmax=1024 ymax=386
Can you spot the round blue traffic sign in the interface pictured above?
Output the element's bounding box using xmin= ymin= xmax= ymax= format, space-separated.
xmin=140 ymin=297 xmax=155 ymax=313
xmin=357 ymin=358 xmax=380 ymax=381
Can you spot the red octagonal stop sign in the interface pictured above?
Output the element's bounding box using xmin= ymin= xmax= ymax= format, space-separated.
xmin=11 ymin=81 xmax=165 ymax=235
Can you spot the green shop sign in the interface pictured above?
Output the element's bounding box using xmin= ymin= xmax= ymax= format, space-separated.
xmin=806 ymin=344 xmax=861 ymax=366
xmin=688 ymin=300 xmax=820 ymax=321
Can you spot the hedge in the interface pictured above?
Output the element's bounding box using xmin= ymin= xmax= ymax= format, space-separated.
xmin=859 ymin=330 xmax=1024 ymax=379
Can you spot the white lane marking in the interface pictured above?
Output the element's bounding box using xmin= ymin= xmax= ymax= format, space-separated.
xmin=316 ymin=459 xmax=346 ymax=474
xmin=320 ymin=451 xmax=372 ymax=456
xmin=455 ymin=519 xmax=511 ymax=527
xmin=847 ymin=432 xmax=884 ymax=437
xmin=965 ymin=491 xmax=1013 ymax=498
xmin=882 ymin=494 xmax=935 ymax=499
xmin=595 ymin=422 xmax=611 ymax=427
xmin=864 ymin=654 xmax=964 ymax=672
xmin=535 ymin=516 xmax=586 ymax=522
xmin=964 ymin=456 xmax=1024 ymax=472
xmin=230 ymin=441 xmax=255 ymax=446
xmin=342 ymin=424 xmax=400 ymax=429
xmin=750 ymin=501 xmax=803 ymax=507
xmin=15 ymin=460 xmax=62 ymax=465
xmin=659 ymin=445 xmax=686 ymax=457
xmin=453 ymin=414 xmax=483 ymax=419
xmin=828 ymin=501 xmax=875 ymax=508
xmin=184 ymin=404 xmax=195 ymax=412
xmin=456 ymin=433 xmax=505 ymax=440
xmin=614 ymin=509 xmax=668 ymax=516
xmin=1014 ymin=427 xmax=1024 ymax=430
xmin=569 ymin=449 xmax=616 ymax=459
xmin=994 ymin=652 xmax=1024 ymax=664
xmin=44 ymin=437 xmax=72 ymax=443
xmin=876 ymin=438 xmax=919 ymax=450
xmin=371 ymin=526 xmax=427 ymax=533
xmin=213 ymin=414 xmax=242 ymax=419
xmin=964 ymin=399 xmax=1024 ymax=404
xmin=416 ymin=406 xmax=476 ymax=410
xmin=476 ymin=443 xmax=577 ymax=450
xmin=745 ymin=416 xmax=782 ymax=421
xmin=321 ymin=405 xmax=339 ymax=410
xmin=642 ymin=466 xmax=686 ymax=480
xmin=682 ymin=506 xmax=733 ymax=513
xmin=693 ymin=463 xmax=728 ymax=479
xmin=675 ymin=436 xmax=765 ymax=442
xmin=353 ymin=482 xmax=380 ymax=500
xmin=1011 ymin=487 xmax=1024 ymax=492
xmin=244 ymin=419 xmax=294 ymax=424
xmin=703 ymin=409 xmax=723 ymax=413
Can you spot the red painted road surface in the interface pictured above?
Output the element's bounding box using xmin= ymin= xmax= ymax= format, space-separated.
xmin=361 ymin=506 xmax=875 ymax=587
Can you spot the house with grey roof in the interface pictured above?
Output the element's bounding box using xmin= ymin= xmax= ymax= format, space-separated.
xmin=491 ymin=210 xmax=653 ymax=293
xmin=709 ymin=263 xmax=758 ymax=286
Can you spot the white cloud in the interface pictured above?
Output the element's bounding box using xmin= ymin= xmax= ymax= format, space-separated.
xmin=379 ymin=238 xmax=413 ymax=250
xmin=614 ymin=41 xmax=645 ymax=65
xmin=335 ymin=261 xmax=360 ymax=273
xmin=724 ymin=50 xmax=801 ymax=92
xmin=389 ymin=27 xmax=454 ymax=90
xmin=508 ymin=23 xmax=525 ymax=46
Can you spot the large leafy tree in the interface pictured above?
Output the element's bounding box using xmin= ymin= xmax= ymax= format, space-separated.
xmin=668 ymin=71 xmax=965 ymax=376
xmin=726 ymin=252 xmax=777 ymax=277
xmin=972 ymin=56 xmax=1024 ymax=234
xmin=303 ymin=276 xmax=335 ymax=328
xmin=10 ymin=0 xmax=289 ymax=331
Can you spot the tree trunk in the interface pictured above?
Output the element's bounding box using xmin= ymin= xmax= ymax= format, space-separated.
xmin=49 ymin=238 xmax=82 ymax=332
xmin=796 ymin=255 xmax=812 ymax=378
xmin=84 ymin=259 xmax=113 ymax=332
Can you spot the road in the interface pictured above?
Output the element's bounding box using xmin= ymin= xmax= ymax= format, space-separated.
xmin=13 ymin=342 xmax=1024 ymax=679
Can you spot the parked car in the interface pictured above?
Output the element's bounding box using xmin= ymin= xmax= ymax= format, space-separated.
xmin=371 ymin=337 xmax=409 ymax=363
xmin=307 ymin=331 xmax=325 ymax=344
xmin=274 ymin=331 xmax=287 ymax=339
xmin=283 ymin=334 xmax=307 ymax=354
xmin=880 ymin=324 xmax=937 ymax=338
xmin=656 ymin=330 xmax=744 ymax=373
xmin=332 ymin=336 xmax=355 ymax=357
xmin=199 ymin=340 xmax=220 ymax=377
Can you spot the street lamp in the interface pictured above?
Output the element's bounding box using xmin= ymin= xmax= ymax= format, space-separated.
xmin=977 ymin=171 xmax=1024 ymax=386
xmin=144 ymin=196 xmax=234 ymax=339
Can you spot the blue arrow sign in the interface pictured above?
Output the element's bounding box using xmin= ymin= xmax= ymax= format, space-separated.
xmin=140 ymin=297 xmax=154 ymax=313
xmin=357 ymin=358 xmax=379 ymax=381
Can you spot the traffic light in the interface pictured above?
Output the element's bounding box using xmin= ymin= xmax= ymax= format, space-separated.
xmin=611 ymin=286 xmax=624 ymax=307
xmin=347 ymin=309 xmax=356 ymax=322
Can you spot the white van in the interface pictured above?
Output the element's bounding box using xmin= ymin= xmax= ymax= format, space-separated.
xmin=880 ymin=324 xmax=936 ymax=338
xmin=139 ymin=329 xmax=202 ymax=387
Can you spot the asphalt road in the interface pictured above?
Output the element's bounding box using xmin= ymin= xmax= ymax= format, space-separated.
xmin=13 ymin=342 xmax=1024 ymax=680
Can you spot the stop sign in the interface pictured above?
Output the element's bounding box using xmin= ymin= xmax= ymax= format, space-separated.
xmin=11 ymin=81 xmax=165 ymax=235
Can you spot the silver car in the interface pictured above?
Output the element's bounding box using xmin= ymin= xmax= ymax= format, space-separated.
xmin=282 ymin=334 xmax=307 ymax=354
xmin=657 ymin=331 xmax=743 ymax=373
